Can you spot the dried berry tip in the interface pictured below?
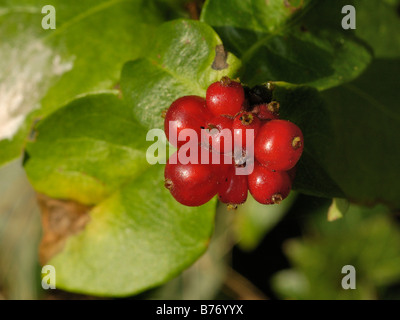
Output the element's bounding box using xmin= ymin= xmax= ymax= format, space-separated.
xmin=220 ymin=76 xmax=232 ymax=86
xmin=227 ymin=203 xmax=238 ymax=210
xmin=240 ymin=113 xmax=254 ymax=125
xmin=267 ymin=101 xmax=280 ymax=114
xmin=292 ymin=136 xmax=302 ymax=149
xmin=164 ymin=178 xmax=173 ymax=190
xmin=271 ymin=193 xmax=283 ymax=204
xmin=161 ymin=109 xmax=167 ymax=119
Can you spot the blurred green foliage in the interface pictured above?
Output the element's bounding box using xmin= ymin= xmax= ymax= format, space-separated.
xmin=272 ymin=203 xmax=400 ymax=300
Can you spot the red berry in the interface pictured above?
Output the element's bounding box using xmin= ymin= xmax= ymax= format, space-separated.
xmin=248 ymin=162 xmax=292 ymax=205
xmin=164 ymin=95 xmax=210 ymax=148
xmin=202 ymin=115 xmax=233 ymax=154
xmin=206 ymin=76 xmax=245 ymax=117
xmin=165 ymin=150 xmax=220 ymax=207
xmin=218 ymin=165 xmax=248 ymax=206
xmin=232 ymin=112 xmax=261 ymax=151
xmin=254 ymin=119 xmax=304 ymax=171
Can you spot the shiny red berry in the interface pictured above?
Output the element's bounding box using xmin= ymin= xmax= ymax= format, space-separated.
xmin=202 ymin=115 xmax=233 ymax=154
xmin=164 ymin=95 xmax=210 ymax=148
xmin=232 ymin=112 xmax=261 ymax=151
xmin=218 ymin=165 xmax=248 ymax=206
xmin=254 ymin=119 xmax=304 ymax=171
xmin=248 ymin=162 xmax=292 ymax=205
xmin=206 ymin=76 xmax=245 ymax=117
xmin=165 ymin=150 xmax=221 ymax=207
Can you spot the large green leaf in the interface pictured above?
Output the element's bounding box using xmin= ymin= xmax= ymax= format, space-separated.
xmin=200 ymin=0 xmax=372 ymax=90
xmin=321 ymin=59 xmax=400 ymax=209
xmin=260 ymin=59 xmax=400 ymax=208
xmin=23 ymin=93 xmax=217 ymax=296
xmin=200 ymin=0 xmax=315 ymax=57
xmin=0 ymin=0 xmax=176 ymax=166
xmin=295 ymin=0 xmax=400 ymax=59
xmin=24 ymin=94 xmax=151 ymax=205
xmin=121 ymin=19 xmax=241 ymax=130
xmin=49 ymin=164 xmax=216 ymax=297
xmin=355 ymin=0 xmax=400 ymax=59
xmin=267 ymin=57 xmax=400 ymax=208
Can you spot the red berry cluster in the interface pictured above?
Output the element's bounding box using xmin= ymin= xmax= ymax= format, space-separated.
xmin=163 ymin=76 xmax=304 ymax=208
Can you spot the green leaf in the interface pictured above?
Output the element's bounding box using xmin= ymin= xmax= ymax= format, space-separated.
xmin=202 ymin=0 xmax=311 ymax=38
xmin=0 ymin=0 xmax=174 ymax=166
xmin=272 ymin=203 xmax=400 ymax=299
xmin=201 ymin=0 xmax=372 ymax=90
xmin=200 ymin=0 xmax=314 ymax=57
xmin=305 ymin=0 xmax=400 ymax=59
xmin=320 ymin=59 xmax=400 ymax=209
xmin=355 ymin=0 xmax=400 ymax=59
xmin=264 ymin=58 xmax=400 ymax=208
xmin=121 ymin=19 xmax=241 ymax=130
xmin=23 ymin=93 xmax=217 ymax=296
xmin=24 ymin=93 xmax=150 ymax=205
xmin=49 ymin=164 xmax=216 ymax=296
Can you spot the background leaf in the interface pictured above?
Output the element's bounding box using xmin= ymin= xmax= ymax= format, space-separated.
xmin=200 ymin=0 xmax=314 ymax=57
xmin=24 ymin=93 xmax=218 ymax=296
xmin=0 ymin=0 xmax=179 ymax=166
xmin=355 ymin=0 xmax=400 ymax=59
xmin=24 ymin=94 xmax=151 ymax=205
xmin=321 ymin=59 xmax=400 ymax=209
xmin=263 ymin=62 xmax=400 ymax=209
xmin=200 ymin=0 xmax=372 ymax=90
xmin=121 ymin=19 xmax=241 ymax=130
xmin=48 ymin=164 xmax=216 ymax=296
